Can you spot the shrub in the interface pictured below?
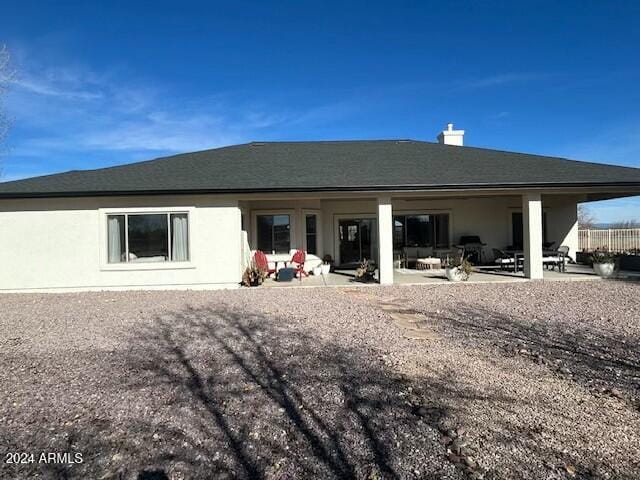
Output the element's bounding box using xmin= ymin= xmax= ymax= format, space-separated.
xmin=590 ymin=250 xmax=617 ymax=264
xmin=355 ymin=258 xmax=376 ymax=283
xmin=242 ymin=265 xmax=268 ymax=286
xmin=444 ymin=254 xmax=473 ymax=279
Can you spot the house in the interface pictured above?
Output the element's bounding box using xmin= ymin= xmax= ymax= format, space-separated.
xmin=1 ymin=123 xmax=639 ymax=292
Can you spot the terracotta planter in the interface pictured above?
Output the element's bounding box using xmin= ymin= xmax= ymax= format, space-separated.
xmin=593 ymin=262 xmax=615 ymax=278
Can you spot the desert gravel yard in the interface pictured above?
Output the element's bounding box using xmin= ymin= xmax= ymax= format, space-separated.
xmin=1 ymin=281 xmax=639 ymax=480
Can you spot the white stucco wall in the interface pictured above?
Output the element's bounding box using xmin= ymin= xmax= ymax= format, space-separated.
xmin=0 ymin=195 xmax=242 ymax=292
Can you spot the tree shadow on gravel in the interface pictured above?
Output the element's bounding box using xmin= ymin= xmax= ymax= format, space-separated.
xmin=120 ymin=306 xmax=466 ymax=480
xmin=423 ymin=302 xmax=640 ymax=401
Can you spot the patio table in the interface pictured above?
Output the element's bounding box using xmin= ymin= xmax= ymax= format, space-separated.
xmin=505 ymin=249 xmax=566 ymax=273
xmin=416 ymin=257 xmax=442 ymax=270
xmin=266 ymin=253 xmax=292 ymax=276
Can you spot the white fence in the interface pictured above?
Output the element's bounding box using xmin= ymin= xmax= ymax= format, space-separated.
xmin=579 ymin=228 xmax=640 ymax=252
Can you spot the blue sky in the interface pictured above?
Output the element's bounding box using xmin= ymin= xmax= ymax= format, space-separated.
xmin=1 ymin=0 xmax=639 ymax=222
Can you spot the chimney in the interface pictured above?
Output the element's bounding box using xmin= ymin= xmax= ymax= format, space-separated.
xmin=437 ymin=122 xmax=464 ymax=146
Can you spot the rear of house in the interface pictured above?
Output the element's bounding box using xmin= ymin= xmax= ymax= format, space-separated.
xmin=1 ymin=125 xmax=639 ymax=292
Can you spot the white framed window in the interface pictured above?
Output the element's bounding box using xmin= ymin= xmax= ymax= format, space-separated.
xmin=251 ymin=209 xmax=296 ymax=254
xmin=302 ymin=209 xmax=322 ymax=256
xmin=256 ymin=214 xmax=291 ymax=254
xmin=106 ymin=211 xmax=190 ymax=264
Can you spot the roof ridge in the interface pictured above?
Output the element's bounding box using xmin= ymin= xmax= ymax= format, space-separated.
xmin=248 ymin=139 xmax=418 ymax=144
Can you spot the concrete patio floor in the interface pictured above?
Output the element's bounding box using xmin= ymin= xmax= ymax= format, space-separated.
xmin=262 ymin=264 xmax=639 ymax=287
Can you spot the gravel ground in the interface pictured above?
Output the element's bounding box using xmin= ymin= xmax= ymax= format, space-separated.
xmin=0 ymin=280 xmax=639 ymax=479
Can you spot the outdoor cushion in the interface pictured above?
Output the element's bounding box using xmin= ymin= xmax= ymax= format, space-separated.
xmin=417 ymin=257 xmax=441 ymax=265
xmin=494 ymin=257 xmax=515 ymax=264
xmin=277 ymin=267 xmax=296 ymax=282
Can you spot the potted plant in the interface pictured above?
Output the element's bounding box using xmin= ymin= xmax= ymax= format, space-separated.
xmin=321 ymin=254 xmax=333 ymax=275
xmin=242 ymin=264 xmax=268 ymax=286
xmin=444 ymin=254 xmax=473 ymax=282
xmin=354 ymin=258 xmax=376 ymax=283
xmin=590 ymin=250 xmax=617 ymax=278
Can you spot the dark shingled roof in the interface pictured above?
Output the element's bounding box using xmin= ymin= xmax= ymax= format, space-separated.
xmin=1 ymin=140 xmax=640 ymax=198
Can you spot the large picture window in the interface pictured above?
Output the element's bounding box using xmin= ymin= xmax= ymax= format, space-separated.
xmin=393 ymin=213 xmax=450 ymax=249
xmin=256 ymin=214 xmax=291 ymax=254
xmin=107 ymin=212 xmax=189 ymax=263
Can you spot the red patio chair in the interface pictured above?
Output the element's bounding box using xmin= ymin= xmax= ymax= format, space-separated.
xmin=253 ymin=250 xmax=276 ymax=278
xmin=287 ymin=249 xmax=308 ymax=281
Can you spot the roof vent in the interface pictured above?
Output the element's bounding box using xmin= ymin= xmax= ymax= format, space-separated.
xmin=437 ymin=123 xmax=464 ymax=146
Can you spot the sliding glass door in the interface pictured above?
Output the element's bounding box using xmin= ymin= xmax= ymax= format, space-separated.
xmin=338 ymin=218 xmax=377 ymax=266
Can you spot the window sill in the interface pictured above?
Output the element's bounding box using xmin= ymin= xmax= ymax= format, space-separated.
xmin=100 ymin=262 xmax=196 ymax=272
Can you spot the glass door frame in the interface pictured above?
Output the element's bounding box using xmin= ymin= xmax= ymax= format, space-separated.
xmin=333 ymin=213 xmax=378 ymax=266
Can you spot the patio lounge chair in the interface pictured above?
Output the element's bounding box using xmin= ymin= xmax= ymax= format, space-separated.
xmin=543 ymin=245 xmax=569 ymax=272
xmin=286 ymin=249 xmax=308 ymax=281
xmin=253 ymin=250 xmax=277 ymax=278
xmin=493 ymin=248 xmax=516 ymax=270
xmin=403 ymin=246 xmax=419 ymax=267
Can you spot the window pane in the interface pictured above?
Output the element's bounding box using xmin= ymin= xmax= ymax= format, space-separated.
xmin=406 ymin=215 xmax=432 ymax=247
xmin=107 ymin=215 xmax=125 ymax=263
xmin=273 ymin=215 xmax=290 ymax=253
xmin=305 ymin=215 xmax=316 ymax=234
xmin=393 ymin=216 xmax=405 ymax=250
xmin=257 ymin=215 xmax=274 ymax=252
xmin=305 ymin=215 xmax=317 ymax=254
xmin=170 ymin=213 xmax=189 ymax=261
xmin=257 ymin=214 xmax=290 ymax=254
xmin=512 ymin=213 xmax=523 ymax=249
xmin=348 ymin=225 xmax=357 ymax=241
xmin=128 ymin=214 xmax=168 ymax=262
xmin=435 ymin=214 xmax=450 ymax=248
xmin=273 ymin=215 xmax=289 ymax=226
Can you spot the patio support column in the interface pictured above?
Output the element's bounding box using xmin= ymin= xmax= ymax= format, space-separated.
xmin=377 ymin=196 xmax=394 ymax=285
xmin=523 ymin=193 xmax=544 ymax=279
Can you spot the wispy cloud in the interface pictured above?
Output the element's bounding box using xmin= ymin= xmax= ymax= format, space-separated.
xmin=13 ymin=77 xmax=102 ymax=100
xmin=456 ymin=72 xmax=549 ymax=91
xmin=2 ymin=54 xmax=362 ymax=178
xmin=488 ymin=111 xmax=510 ymax=120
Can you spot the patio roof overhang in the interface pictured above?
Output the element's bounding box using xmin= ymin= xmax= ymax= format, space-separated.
xmin=1 ymin=181 xmax=638 ymax=201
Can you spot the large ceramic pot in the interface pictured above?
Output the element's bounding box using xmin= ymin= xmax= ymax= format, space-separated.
xmin=445 ymin=267 xmax=467 ymax=282
xmin=320 ymin=264 xmax=331 ymax=275
xmin=312 ymin=266 xmax=322 ymax=276
xmin=593 ymin=262 xmax=615 ymax=278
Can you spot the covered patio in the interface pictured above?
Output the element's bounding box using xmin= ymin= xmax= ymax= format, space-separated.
xmin=240 ymin=186 xmax=639 ymax=286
